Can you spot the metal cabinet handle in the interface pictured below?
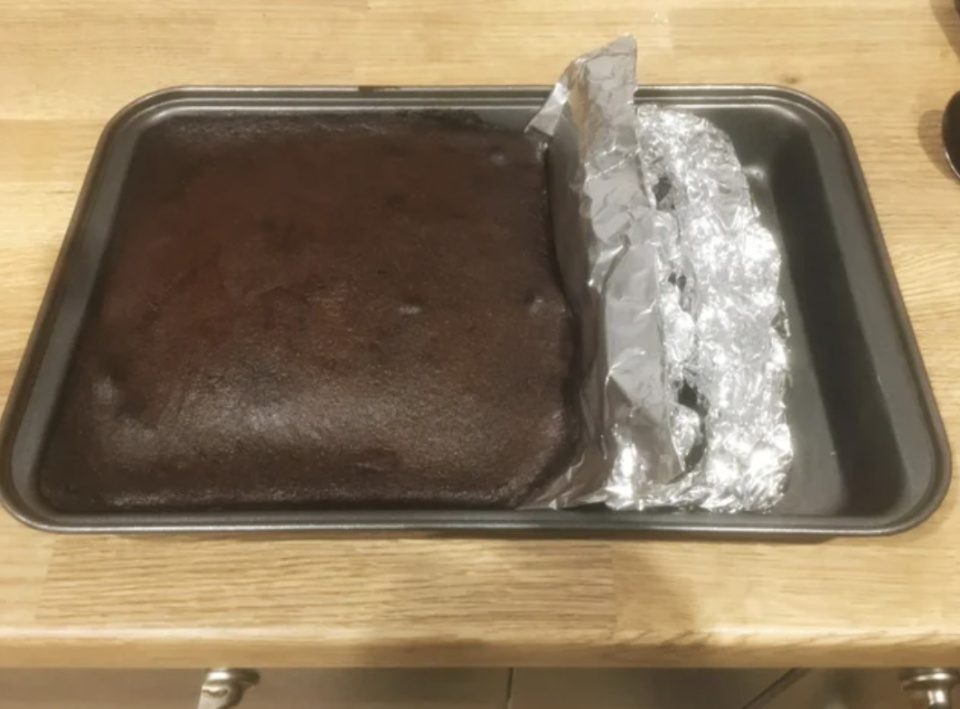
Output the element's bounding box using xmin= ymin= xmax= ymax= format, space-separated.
xmin=900 ymin=668 xmax=960 ymax=709
xmin=197 ymin=668 xmax=260 ymax=709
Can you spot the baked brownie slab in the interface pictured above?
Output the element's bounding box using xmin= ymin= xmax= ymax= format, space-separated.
xmin=38 ymin=112 xmax=577 ymax=512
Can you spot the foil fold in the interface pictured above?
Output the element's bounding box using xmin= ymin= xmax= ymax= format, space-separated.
xmin=527 ymin=36 xmax=792 ymax=512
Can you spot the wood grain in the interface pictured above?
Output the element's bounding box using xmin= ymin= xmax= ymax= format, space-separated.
xmin=2 ymin=0 xmax=960 ymax=667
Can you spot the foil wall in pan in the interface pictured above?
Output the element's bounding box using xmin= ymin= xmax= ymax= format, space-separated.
xmin=527 ymin=36 xmax=792 ymax=512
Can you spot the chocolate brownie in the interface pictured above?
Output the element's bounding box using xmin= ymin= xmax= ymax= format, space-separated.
xmin=38 ymin=112 xmax=577 ymax=512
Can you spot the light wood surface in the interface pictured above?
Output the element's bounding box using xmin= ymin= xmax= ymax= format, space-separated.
xmin=2 ymin=0 xmax=960 ymax=669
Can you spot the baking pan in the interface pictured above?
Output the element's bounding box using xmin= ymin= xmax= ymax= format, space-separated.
xmin=0 ymin=86 xmax=948 ymax=536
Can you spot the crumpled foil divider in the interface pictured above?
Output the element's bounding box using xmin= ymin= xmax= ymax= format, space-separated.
xmin=525 ymin=36 xmax=792 ymax=512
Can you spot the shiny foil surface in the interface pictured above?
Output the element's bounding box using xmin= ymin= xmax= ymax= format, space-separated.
xmin=527 ymin=36 xmax=792 ymax=512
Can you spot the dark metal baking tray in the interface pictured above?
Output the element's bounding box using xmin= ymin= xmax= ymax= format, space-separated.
xmin=0 ymin=86 xmax=949 ymax=536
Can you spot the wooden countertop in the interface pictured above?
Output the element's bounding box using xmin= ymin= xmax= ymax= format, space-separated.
xmin=2 ymin=0 xmax=960 ymax=669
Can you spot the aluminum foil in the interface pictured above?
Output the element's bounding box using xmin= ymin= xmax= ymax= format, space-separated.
xmin=526 ymin=36 xmax=792 ymax=512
